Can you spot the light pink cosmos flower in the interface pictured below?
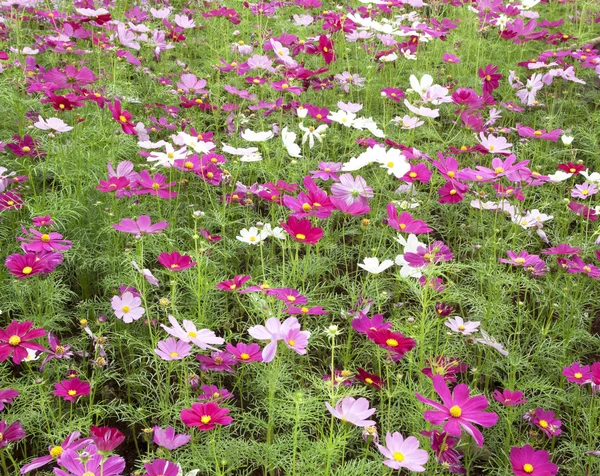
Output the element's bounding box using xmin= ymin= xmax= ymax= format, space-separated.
xmin=330 ymin=173 xmax=373 ymax=205
xmin=160 ymin=315 xmax=224 ymax=350
xmin=325 ymin=396 xmax=376 ymax=427
xmin=154 ymin=338 xmax=192 ymax=361
xmin=176 ymin=73 xmax=208 ymax=94
xmin=476 ymin=132 xmax=512 ymax=154
xmin=248 ymin=317 xmax=307 ymax=363
xmin=113 ymin=216 xmax=168 ymax=238
xmin=132 ymin=261 xmax=159 ymax=286
xmin=376 ymin=431 xmax=429 ymax=472
xmin=444 ymin=316 xmax=480 ymax=335
xmin=34 ymin=116 xmax=73 ymax=133
xmin=111 ymin=292 xmax=145 ymax=323
xmin=571 ymin=182 xmax=598 ymax=199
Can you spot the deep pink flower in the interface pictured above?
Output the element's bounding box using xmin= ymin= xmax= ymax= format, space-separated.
xmin=53 ymin=378 xmax=91 ymax=402
xmin=216 ymin=275 xmax=251 ymax=291
xmin=516 ymin=124 xmax=562 ymax=142
xmin=422 ymin=357 xmax=467 ymax=383
xmin=108 ymin=100 xmax=136 ymax=135
xmin=113 ymin=216 xmax=168 ymax=237
xmin=0 ymin=191 xmax=24 ymax=211
xmin=421 ymin=429 xmax=465 ymax=473
xmin=351 ymin=313 xmax=392 ymax=334
xmin=530 ymin=408 xmax=562 ymax=438
xmin=32 ymin=215 xmax=54 ymax=227
xmin=6 ymin=134 xmax=44 ymax=157
xmin=90 ymin=426 xmax=125 ymax=453
xmin=443 ymin=53 xmax=461 ymax=63
xmin=283 ymin=305 xmax=328 ymax=316
xmin=310 ymin=162 xmax=341 ymax=181
xmin=197 ymin=384 xmax=234 ymax=402
xmin=510 ymin=445 xmax=558 ymax=476
xmin=542 ymin=244 xmax=581 ymax=256
xmin=415 ymin=375 xmax=499 ymax=446
xmin=143 ymin=459 xmax=180 ymax=476
xmin=135 ymin=170 xmax=177 ymax=199
xmin=386 ymin=204 xmax=432 ymax=234
xmin=266 ymin=287 xmax=307 ymax=305
xmin=562 ymin=361 xmax=592 ymax=385
xmin=158 ymin=251 xmax=197 ymax=271
xmin=197 ymin=351 xmax=238 ymax=373
xmin=0 ymin=321 xmax=46 ymax=365
xmin=478 ymin=64 xmax=502 ymax=95
xmin=367 ymin=329 xmax=416 ymax=361
xmin=20 ymin=431 xmax=92 ymax=474
xmin=316 ymin=34 xmax=335 ymax=64
xmin=499 ymin=250 xmax=543 ymax=267
xmin=226 ymin=342 xmax=263 ymax=362
xmin=280 ymin=216 xmax=323 ymax=244
xmin=0 ymin=388 xmax=19 ymax=411
xmin=153 ymin=427 xmax=191 ymax=450
xmin=40 ymin=332 xmax=73 ymax=372
xmin=564 ymin=256 xmax=600 ymax=278
xmin=438 ymin=181 xmax=468 ymax=203
xmin=271 ymin=80 xmax=303 ymax=95
xmin=404 ymin=241 xmax=454 ymax=267
xmin=381 ymin=87 xmax=405 ymax=102
xmin=180 ymin=402 xmax=233 ymax=430
xmin=17 ymin=228 xmax=71 ymax=253
xmin=568 ymin=201 xmax=597 ymax=221
xmin=492 ymin=389 xmax=527 ymax=406
xmin=5 ymin=252 xmax=52 ymax=279
xmin=0 ymin=420 xmax=25 ymax=448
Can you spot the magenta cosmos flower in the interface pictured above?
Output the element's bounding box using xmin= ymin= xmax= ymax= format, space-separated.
xmin=53 ymin=377 xmax=91 ymax=402
xmin=0 ymin=420 xmax=25 ymax=448
xmin=280 ymin=216 xmax=323 ymax=244
xmin=376 ymin=431 xmax=429 ymax=472
xmin=5 ymin=252 xmax=58 ymax=278
xmin=386 ymin=203 xmax=432 ymax=234
xmin=216 ymin=274 xmax=251 ymax=291
xmin=158 ymin=251 xmax=197 ymax=271
xmin=226 ymin=342 xmax=263 ymax=362
xmin=20 ymin=431 xmax=92 ymax=473
xmin=111 ymin=292 xmax=145 ymax=323
xmin=562 ymin=361 xmax=592 ymax=385
xmin=180 ymin=402 xmax=233 ymax=430
xmin=143 ymin=459 xmax=180 ymax=476
xmin=17 ymin=228 xmax=72 ymax=253
xmin=325 ymin=396 xmax=376 ymax=427
xmin=509 ymin=445 xmax=558 ymax=476
xmin=153 ymin=426 xmax=191 ymax=450
xmin=0 ymin=388 xmax=19 ymax=411
xmin=415 ymin=375 xmax=498 ymax=446
xmin=90 ymin=426 xmax=125 ymax=453
xmin=40 ymin=331 xmax=74 ymax=372
xmin=56 ymin=445 xmax=125 ymax=476
xmin=0 ymin=320 xmax=46 ymax=365
xmin=113 ymin=215 xmax=168 ymax=237
xmin=154 ymin=338 xmax=192 ymax=361
xmin=492 ymin=389 xmax=527 ymax=407
xmin=531 ymin=408 xmax=562 ymax=438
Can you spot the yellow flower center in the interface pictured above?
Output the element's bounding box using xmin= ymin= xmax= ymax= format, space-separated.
xmin=323 ymin=47 xmax=328 ymax=52
xmin=240 ymin=353 xmax=250 ymax=360
xmin=151 ymin=183 xmax=161 ymax=190
xmin=170 ymin=264 xmax=179 ymax=269
xmin=581 ymin=189 xmax=589 ymax=195
xmin=539 ymin=419 xmax=549 ymax=428
xmin=393 ymin=452 xmax=404 ymax=462
xmin=83 ymin=472 xmax=95 ymax=476
xmin=229 ymin=284 xmax=237 ymax=290
xmin=287 ymin=296 xmax=296 ymax=302
xmin=485 ymin=75 xmax=491 ymax=81
xmin=67 ymin=390 xmax=77 ymax=396
xmin=8 ymin=335 xmax=21 ymax=346
xmin=409 ymin=172 xmax=417 ymax=178
xmin=169 ymin=352 xmax=179 ymax=358
xmin=207 ymin=172 xmax=214 ymax=179
xmin=295 ymin=233 xmax=306 ymax=240
xmin=365 ymin=378 xmax=373 ymax=385
xmin=201 ymin=415 xmax=212 ymax=424
xmin=22 ymin=266 xmax=33 ymax=275
xmin=386 ymin=161 xmax=394 ymax=168
xmin=449 ymin=189 xmax=457 ymax=195
xmin=458 ymin=324 xmax=465 ymax=331
xmin=50 ymin=446 xmax=63 ymax=458
xmin=253 ymin=79 xmax=260 ymax=84
xmin=574 ymin=372 xmax=582 ymax=379
xmin=122 ymin=306 xmax=130 ymax=313
xmin=460 ymin=145 xmax=467 ymax=151
xmin=22 ymin=146 xmax=31 ymax=152
xmin=41 ymin=234 xmax=50 ymax=242
xmin=281 ymin=83 xmax=289 ymax=89
xmin=55 ymin=346 xmax=65 ymax=355
xmin=514 ymin=258 xmax=526 ymax=264
xmin=119 ymin=115 xmax=128 ymax=123
xmin=534 ymin=131 xmax=542 ymax=136
xmin=187 ymin=331 xmax=197 ymax=338
xmin=302 ymin=203 xmax=312 ymax=211
xmin=288 ymin=339 xmax=296 ymax=346
xmin=449 ymin=405 xmax=462 ymax=417
xmin=386 ymin=339 xmax=398 ymax=347
xmin=301 ymin=307 xmax=309 ymax=313
xmin=494 ymin=167 xmax=504 ymax=174
xmin=523 ymin=463 xmax=534 ymax=473
xmin=584 ymin=266 xmax=591 ymax=272
xmin=249 ymin=236 xmax=256 ymax=242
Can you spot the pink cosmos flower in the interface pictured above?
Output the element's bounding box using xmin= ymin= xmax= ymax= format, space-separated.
xmin=325 ymin=396 xmax=376 ymax=427
xmin=330 ymin=173 xmax=373 ymax=205
xmin=516 ymin=124 xmax=562 ymax=142
xmin=266 ymin=287 xmax=307 ymax=305
xmin=571 ymin=182 xmax=598 ymax=199
xmin=108 ymin=100 xmax=136 ymax=135
xmin=135 ymin=170 xmax=177 ymax=199
xmin=143 ymin=459 xmax=180 ymax=476
xmin=158 ymin=251 xmax=197 ymax=271
xmin=0 ymin=321 xmax=46 ymax=365
xmin=444 ymin=316 xmax=480 ymax=335
xmin=542 ymin=244 xmax=581 ymax=256
xmin=283 ymin=305 xmax=328 ymax=316
xmin=197 ymin=351 xmax=238 ymax=373
xmin=509 ymin=445 xmax=558 ymax=476
xmin=376 ymin=431 xmax=429 ymax=472
xmin=568 ymin=201 xmax=597 ymax=221
xmin=53 ymin=377 xmax=91 ymax=402
xmin=197 ymin=384 xmax=234 ymax=402
xmin=351 ymin=313 xmax=392 ymax=334
xmin=20 ymin=431 xmax=92 ymax=474
xmin=53 ymin=444 xmax=125 ymax=476
xmin=226 ymin=342 xmax=263 ymax=362
xmin=280 ymin=216 xmax=323 ymax=244
xmin=0 ymin=420 xmax=25 ymax=448
xmin=40 ymin=332 xmax=73 ymax=372
xmin=248 ymin=316 xmax=307 ymax=362
xmin=330 ymin=197 xmax=370 ymax=216
xmin=283 ymin=326 xmax=310 ymax=356
xmin=216 ymin=275 xmax=251 ymax=291
xmin=113 ymin=216 xmax=168 ymax=237
xmin=155 ymin=338 xmax=192 ymax=361
xmin=476 ymin=132 xmax=512 ymax=154
xmin=562 ymin=362 xmax=592 ymax=385
xmin=386 ymin=204 xmax=432 ymax=234
xmin=111 ymin=292 xmax=145 ymax=323
xmin=530 ymin=408 xmax=562 ymax=438
xmin=492 ymin=389 xmax=527 ymax=407
xmin=0 ymin=388 xmax=19 ymax=411
xmin=415 ymin=375 xmax=499 ymax=446
xmin=367 ymin=329 xmax=416 ymax=361
xmin=160 ymin=315 xmax=224 ymax=350
xmin=443 ymin=53 xmax=461 ymax=63
xmin=478 ymin=64 xmax=502 ymax=95
xmin=180 ymin=402 xmax=233 ymax=430
xmin=499 ymin=250 xmax=543 ymax=267
xmin=420 ymin=429 xmax=464 ymax=473
xmin=17 ymin=228 xmax=72 ymax=253
xmin=564 ymin=256 xmax=600 ymax=278
xmin=153 ymin=427 xmax=191 ymax=450
xmin=310 ymin=162 xmax=342 ymax=181
xmin=90 ymin=426 xmax=125 ymax=453
xmin=32 ymin=215 xmax=54 ymax=227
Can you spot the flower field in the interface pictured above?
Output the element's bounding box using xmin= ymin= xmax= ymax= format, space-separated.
xmin=1 ymin=0 xmax=600 ymax=474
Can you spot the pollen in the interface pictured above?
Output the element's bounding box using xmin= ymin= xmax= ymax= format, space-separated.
xmin=151 ymin=183 xmax=161 ymax=190
xmin=206 ymin=172 xmax=214 ymax=179
xmin=40 ymin=233 xmax=51 ymax=242
xmin=55 ymin=345 xmax=65 ymax=355
xmin=169 ymin=352 xmax=179 ymax=358
xmin=287 ymin=296 xmax=296 ymax=302
xmin=184 ymin=161 xmax=194 ymax=169
xmin=458 ymin=324 xmax=465 ymax=331
xmin=67 ymin=390 xmax=77 ymax=396
xmin=281 ymin=83 xmax=289 ymax=89
xmin=485 ymin=75 xmax=491 ymax=81
xmin=170 ymin=264 xmax=179 ymax=269
xmin=449 ymin=189 xmax=457 ymax=195
xmin=59 ymin=104 xmax=66 ymax=109
xmin=288 ymin=339 xmax=296 ymax=346
xmin=230 ymin=284 xmax=237 ymax=290
xmin=494 ymin=167 xmax=505 ymax=174
xmin=523 ymin=463 xmax=534 ymax=473
xmin=538 ymin=419 xmax=549 ymax=428
xmin=201 ymin=415 xmax=212 ymax=424
xmin=82 ymin=472 xmax=95 ymax=476
xmin=295 ymin=233 xmax=306 ymax=240
xmin=240 ymin=353 xmax=250 ymax=360
xmin=122 ymin=305 xmax=130 ymax=313
xmin=386 ymin=161 xmax=395 ymax=168
xmin=323 ymin=47 xmax=328 ymax=52
xmin=50 ymin=446 xmax=64 ymax=458
xmin=583 ymin=266 xmax=591 ymax=272
xmin=119 ymin=115 xmax=127 ymax=123
xmin=301 ymin=307 xmax=309 ymax=313
xmin=574 ymin=372 xmax=583 ymax=379
xmin=460 ymin=145 xmax=467 ymax=151
xmin=253 ymin=79 xmax=260 ymax=84
xmin=22 ymin=146 xmax=31 ymax=152
xmin=569 ymin=168 xmax=576 ymax=173
xmin=533 ymin=130 xmax=542 ymax=136
xmin=22 ymin=266 xmax=33 ymax=275
xmin=8 ymin=335 xmax=21 ymax=346
xmin=581 ymin=189 xmax=589 ymax=195
xmin=365 ymin=377 xmax=373 ymax=385
xmin=249 ymin=236 xmax=256 ymax=242
xmin=392 ymin=452 xmax=404 ymax=462
xmin=302 ymin=203 xmax=312 ymax=211
xmin=449 ymin=405 xmax=462 ymax=417
xmin=188 ymin=331 xmax=197 ymax=338
xmin=385 ymin=338 xmax=398 ymax=347
xmin=447 ymin=171 xmax=455 ymax=178
xmin=399 ymin=223 xmax=406 ymax=230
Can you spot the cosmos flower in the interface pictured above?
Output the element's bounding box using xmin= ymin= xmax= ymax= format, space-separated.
xmin=160 ymin=315 xmax=224 ymax=350
xmin=376 ymin=431 xmax=429 ymax=472
xmin=180 ymin=402 xmax=233 ymax=430
xmin=111 ymin=292 xmax=145 ymax=323
xmin=509 ymin=445 xmax=558 ymax=476
xmin=154 ymin=338 xmax=192 ymax=361
xmin=53 ymin=378 xmax=91 ymax=402
xmin=325 ymin=396 xmax=376 ymax=427
xmin=153 ymin=427 xmax=191 ymax=451
xmin=0 ymin=321 xmax=46 ymax=365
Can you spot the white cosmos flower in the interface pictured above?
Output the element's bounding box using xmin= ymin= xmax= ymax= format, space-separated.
xmin=222 ymin=144 xmax=259 ymax=156
xmin=239 ymin=153 xmax=263 ymax=162
xmin=327 ymin=110 xmax=357 ymax=127
xmin=147 ymin=143 xmax=188 ymax=168
xmin=395 ymin=233 xmax=425 ymax=279
xmin=241 ymin=129 xmax=274 ymax=142
xmin=281 ymin=127 xmax=302 ymax=158
xmin=341 ymin=146 xmax=381 ymax=172
xmin=353 ymin=117 xmax=385 ymax=138
xmin=299 ymin=123 xmax=328 ymax=148
xmin=237 ymin=227 xmax=267 ymax=245
xmin=173 ymin=132 xmax=215 ymax=154
xmin=561 ymin=134 xmax=574 ymax=145
xmin=403 ymin=99 xmax=439 ymax=118
xmin=34 ymin=116 xmax=73 ymax=133
xmin=357 ymin=257 xmax=395 ymax=274
xmin=380 ymin=52 xmax=398 ymax=62
xmin=138 ymin=140 xmax=169 ymax=150
xmin=262 ymin=224 xmax=286 ymax=239
xmin=408 ymin=74 xmax=434 ymax=97
xmin=376 ymin=148 xmax=410 ymax=178
xmin=580 ymin=170 xmax=600 ymax=185
xmin=547 ymin=170 xmax=572 ymax=183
